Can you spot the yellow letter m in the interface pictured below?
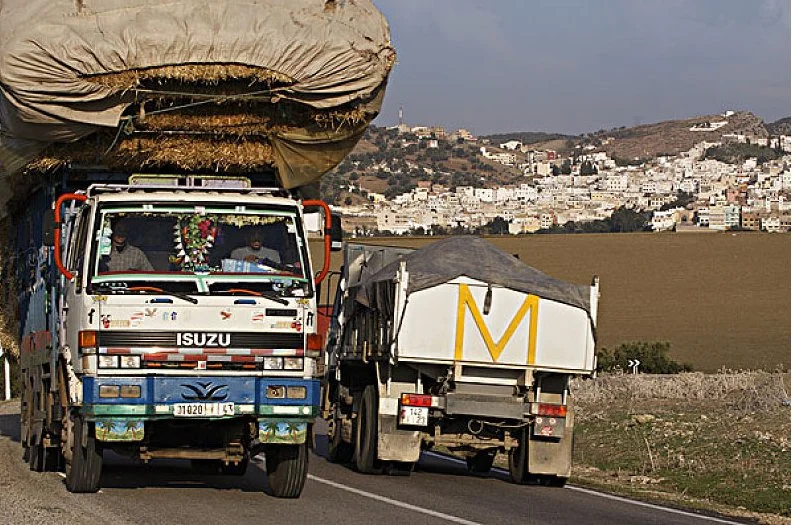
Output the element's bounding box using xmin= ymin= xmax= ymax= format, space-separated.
xmin=454 ymin=284 xmax=538 ymax=364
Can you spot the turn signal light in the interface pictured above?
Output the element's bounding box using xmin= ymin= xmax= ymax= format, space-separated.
xmin=536 ymin=403 xmax=567 ymax=417
xmin=401 ymin=393 xmax=432 ymax=407
xmin=307 ymin=333 xmax=323 ymax=352
xmin=79 ymin=330 xmax=98 ymax=351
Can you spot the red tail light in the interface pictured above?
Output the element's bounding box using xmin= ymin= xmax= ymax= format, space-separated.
xmin=401 ymin=393 xmax=432 ymax=407
xmin=536 ymin=403 xmax=567 ymax=417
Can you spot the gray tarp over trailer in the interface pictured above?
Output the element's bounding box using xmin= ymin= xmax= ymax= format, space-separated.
xmin=0 ymin=0 xmax=394 ymax=214
xmin=354 ymin=236 xmax=592 ymax=318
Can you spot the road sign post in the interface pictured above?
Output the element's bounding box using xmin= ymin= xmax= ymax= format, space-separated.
xmin=0 ymin=342 xmax=8 ymax=400
xmin=627 ymin=359 xmax=641 ymax=375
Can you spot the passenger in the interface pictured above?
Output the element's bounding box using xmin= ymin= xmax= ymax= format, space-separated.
xmin=102 ymin=220 xmax=154 ymax=272
xmin=231 ymin=229 xmax=281 ymax=264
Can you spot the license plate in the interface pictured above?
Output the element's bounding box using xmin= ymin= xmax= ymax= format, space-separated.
xmin=173 ymin=402 xmax=235 ymax=417
xmin=399 ymin=406 xmax=428 ymax=426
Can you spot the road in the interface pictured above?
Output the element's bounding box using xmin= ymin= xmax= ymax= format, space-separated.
xmin=0 ymin=402 xmax=749 ymax=525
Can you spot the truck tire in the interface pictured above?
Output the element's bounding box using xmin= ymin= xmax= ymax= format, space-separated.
xmin=328 ymin=415 xmax=353 ymax=464
xmin=65 ymin=416 xmax=103 ymax=493
xmin=508 ymin=429 xmax=529 ymax=484
xmin=353 ymin=385 xmax=382 ymax=474
xmin=266 ymin=443 xmax=308 ymax=498
xmin=466 ymin=450 xmax=496 ymax=474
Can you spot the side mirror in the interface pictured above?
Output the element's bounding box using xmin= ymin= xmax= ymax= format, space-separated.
xmin=330 ymin=214 xmax=343 ymax=252
xmin=42 ymin=213 xmax=54 ymax=246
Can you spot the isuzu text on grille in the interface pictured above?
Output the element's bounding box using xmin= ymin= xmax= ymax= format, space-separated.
xmin=177 ymin=332 xmax=232 ymax=347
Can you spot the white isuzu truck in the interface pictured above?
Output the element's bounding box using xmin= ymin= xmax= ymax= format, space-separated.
xmin=323 ymin=237 xmax=599 ymax=485
xmin=19 ymin=173 xmax=337 ymax=497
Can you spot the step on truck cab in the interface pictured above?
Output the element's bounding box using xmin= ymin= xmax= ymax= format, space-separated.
xmin=323 ymin=237 xmax=599 ymax=484
xmin=19 ymin=173 xmax=338 ymax=497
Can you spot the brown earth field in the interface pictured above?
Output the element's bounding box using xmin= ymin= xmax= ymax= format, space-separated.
xmin=310 ymin=231 xmax=790 ymax=372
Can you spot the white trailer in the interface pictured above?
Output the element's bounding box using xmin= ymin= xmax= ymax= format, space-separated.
xmin=323 ymin=237 xmax=599 ymax=484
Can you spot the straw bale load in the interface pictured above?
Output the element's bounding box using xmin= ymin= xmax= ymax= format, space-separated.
xmin=0 ymin=0 xmax=395 ymax=213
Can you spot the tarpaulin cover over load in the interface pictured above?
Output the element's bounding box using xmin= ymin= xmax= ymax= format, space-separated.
xmin=0 ymin=0 xmax=394 ymax=197
xmin=355 ymin=236 xmax=592 ymax=318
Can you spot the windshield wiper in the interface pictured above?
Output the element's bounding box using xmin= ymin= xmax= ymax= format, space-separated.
xmin=226 ymin=288 xmax=289 ymax=305
xmin=94 ymin=283 xmax=199 ymax=304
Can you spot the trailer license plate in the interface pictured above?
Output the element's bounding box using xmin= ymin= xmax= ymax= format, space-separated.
xmin=399 ymin=406 xmax=428 ymax=426
xmin=173 ymin=403 xmax=235 ymax=417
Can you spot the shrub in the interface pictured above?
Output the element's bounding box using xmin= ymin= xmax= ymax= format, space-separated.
xmin=597 ymin=341 xmax=692 ymax=374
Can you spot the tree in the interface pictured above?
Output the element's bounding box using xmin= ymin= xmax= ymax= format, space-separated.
xmin=484 ymin=217 xmax=509 ymax=235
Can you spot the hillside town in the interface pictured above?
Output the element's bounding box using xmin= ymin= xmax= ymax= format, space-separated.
xmin=334 ymin=112 xmax=791 ymax=235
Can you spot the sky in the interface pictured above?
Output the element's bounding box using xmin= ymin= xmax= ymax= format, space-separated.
xmin=371 ymin=0 xmax=791 ymax=136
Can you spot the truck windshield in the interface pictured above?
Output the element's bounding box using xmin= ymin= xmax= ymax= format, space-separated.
xmin=89 ymin=204 xmax=310 ymax=295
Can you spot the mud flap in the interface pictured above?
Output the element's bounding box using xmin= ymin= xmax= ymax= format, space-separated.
xmin=528 ymin=407 xmax=574 ymax=477
xmin=376 ymin=413 xmax=422 ymax=463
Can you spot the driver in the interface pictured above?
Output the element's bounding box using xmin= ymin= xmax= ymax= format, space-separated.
xmin=231 ymin=229 xmax=281 ymax=264
xmin=103 ymin=220 xmax=154 ymax=272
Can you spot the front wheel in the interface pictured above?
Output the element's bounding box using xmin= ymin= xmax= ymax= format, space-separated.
xmin=64 ymin=415 xmax=103 ymax=493
xmin=266 ymin=443 xmax=309 ymax=498
xmin=327 ymin=414 xmax=354 ymax=464
xmin=353 ymin=385 xmax=382 ymax=474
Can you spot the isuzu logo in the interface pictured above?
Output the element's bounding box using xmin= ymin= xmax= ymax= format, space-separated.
xmin=177 ymin=332 xmax=231 ymax=347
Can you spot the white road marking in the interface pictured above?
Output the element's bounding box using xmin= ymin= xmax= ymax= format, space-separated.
xmin=565 ymin=486 xmax=746 ymax=525
xmin=307 ymin=474 xmax=484 ymax=525
xmin=424 ymin=451 xmax=746 ymax=525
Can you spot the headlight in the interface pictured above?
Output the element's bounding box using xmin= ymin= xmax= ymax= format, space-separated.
xmin=119 ymin=355 xmax=141 ymax=368
xmin=266 ymin=385 xmax=286 ymax=399
xmin=284 ymin=357 xmax=303 ymax=370
xmin=263 ymin=357 xmax=284 ymax=370
xmin=287 ymin=386 xmax=307 ymax=399
xmin=99 ymin=385 xmax=120 ymax=398
xmin=98 ymin=355 xmax=119 ymax=368
xmin=120 ymin=385 xmax=141 ymax=398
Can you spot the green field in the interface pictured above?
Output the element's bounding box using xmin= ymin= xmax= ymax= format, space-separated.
xmin=313 ymin=232 xmax=790 ymax=371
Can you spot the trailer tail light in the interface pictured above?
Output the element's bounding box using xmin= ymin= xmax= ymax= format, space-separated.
xmin=79 ymin=330 xmax=98 ymax=352
xmin=401 ymin=393 xmax=432 ymax=407
xmin=535 ymin=403 xmax=567 ymax=418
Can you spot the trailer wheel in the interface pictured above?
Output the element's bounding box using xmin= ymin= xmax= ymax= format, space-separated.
xmin=466 ymin=450 xmax=496 ymax=474
xmin=64 ymin=415 xmax=102 ymax=493
xmin=353 ymin=385 xmax=382 ymax=474
xmin=508 ymin=429 xmax=529 ymax=484
xmin=328 ymin=415 xmax=353 ymax=464
xmin=266 ymin=443 xmax=308 ymax=498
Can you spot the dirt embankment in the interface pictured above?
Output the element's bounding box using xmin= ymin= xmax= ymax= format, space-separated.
xmin=571 ymin=371 xmax=791 ymax=524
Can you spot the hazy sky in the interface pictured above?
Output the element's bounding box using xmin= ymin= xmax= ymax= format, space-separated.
xmin=372 ymin=0 xmax=791 ymax=136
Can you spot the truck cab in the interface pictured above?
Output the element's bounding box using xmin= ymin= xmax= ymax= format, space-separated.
xmin=22 ymin=174 xmax=335 ymax=497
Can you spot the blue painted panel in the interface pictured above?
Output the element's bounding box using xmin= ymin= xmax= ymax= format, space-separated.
xmin=84 ymin=376 xmax=320 ymax=407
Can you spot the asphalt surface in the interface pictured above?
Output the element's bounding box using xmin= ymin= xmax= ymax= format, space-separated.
xmin=0 ymin=402 xmax=752 ymax=525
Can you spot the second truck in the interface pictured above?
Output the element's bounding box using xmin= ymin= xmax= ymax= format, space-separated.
xmin=323 ymin=237 xmax=599 ymax=485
